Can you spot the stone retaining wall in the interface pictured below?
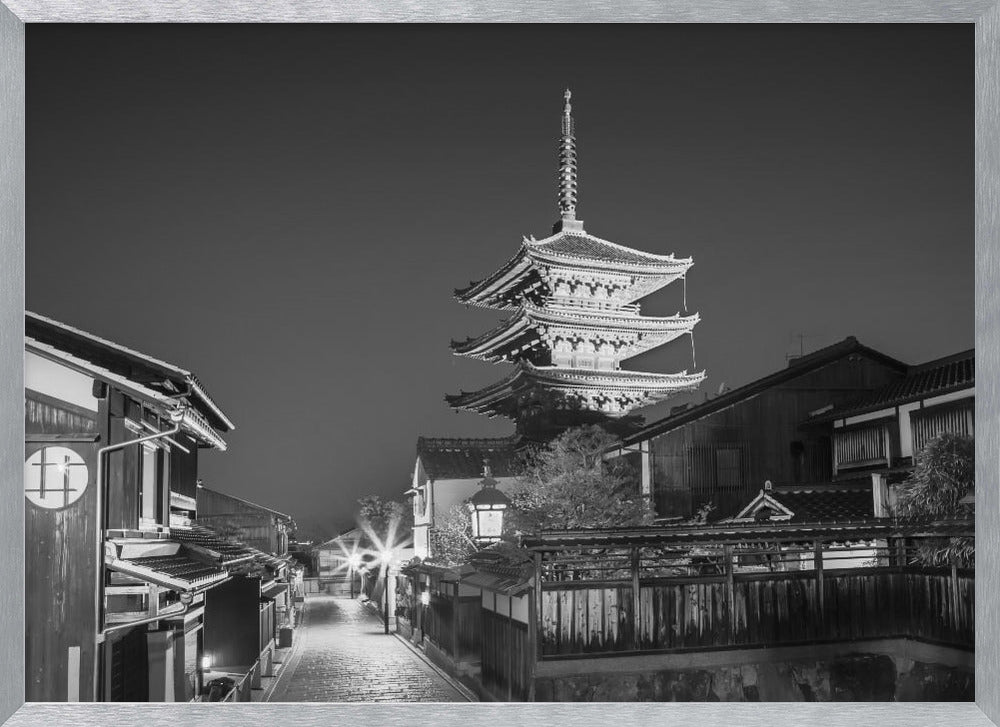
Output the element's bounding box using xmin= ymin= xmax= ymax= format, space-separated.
xmin=534 ymin=642 xmax=972 ymax=702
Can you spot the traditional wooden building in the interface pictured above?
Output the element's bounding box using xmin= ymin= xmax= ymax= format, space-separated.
xmin=195 ymin=484 xmax=295 ymax=557
xmin=614 ymin=336 xmax=909 ymax=520
xmin=173 ymin=523 xmax=298 ymax=700
xmin=447 ymin=91 xmax=704 ymax=440
xmin=24 ymin=311 xmax=236 ymax=702
xmin=408 ymin=437 xmax=522 ymax=560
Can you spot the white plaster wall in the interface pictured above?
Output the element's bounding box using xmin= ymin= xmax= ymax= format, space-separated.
xmin=24 ymin=350 xmax=97 ymax=412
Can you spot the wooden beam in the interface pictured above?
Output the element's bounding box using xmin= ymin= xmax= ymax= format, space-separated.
xmin=950 ymin=558 xmax=961 ymax=633
xmin=724 ymin=544 xmax=735 ymax=642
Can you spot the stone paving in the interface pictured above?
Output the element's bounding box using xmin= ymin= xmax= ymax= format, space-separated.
xmin=266 ymin=594 xmax=470 ymax=702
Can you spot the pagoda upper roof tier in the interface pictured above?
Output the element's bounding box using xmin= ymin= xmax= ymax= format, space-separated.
xmin=451 ymin=301 xmax=700 ymax=363
xmin=446 ymin=362 xmax=706 ymax=419
xmin=455 ymin=230 xmax=693 ymax=310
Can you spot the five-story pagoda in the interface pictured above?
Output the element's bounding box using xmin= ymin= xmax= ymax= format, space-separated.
xmin=447 ymin=91 xmax=706 ymax=440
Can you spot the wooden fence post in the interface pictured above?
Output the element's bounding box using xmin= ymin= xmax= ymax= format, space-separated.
xmin=950 ymin=557 xmax=960 ymax=635
xmin=724 ymin=544 xmax=735 ymax=642
xmin=631 ymin=547 xmax=641 ymax=650
xmin=507 ymin=593 xmax=514 ymax=702
xmin=451 ymin=582 xmax=459 ymax=657
xmin=814 ymin=539 xmax=825 ymax=621
xmin=527 ymin=551 xmax=542 ymax=702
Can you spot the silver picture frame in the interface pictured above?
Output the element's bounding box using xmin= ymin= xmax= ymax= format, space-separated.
xmin=1 ymin=2 xmax=998 ymax=725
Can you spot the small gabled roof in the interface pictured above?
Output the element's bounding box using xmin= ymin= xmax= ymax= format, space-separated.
xmin=732 ymin=489 xmax=796 ymax=522
xmin=729 ymin=482 xmax=875 ymax=524
xmin=810 ymin=349 xmax=974 ymax=423
xmin=621 ymin=337 xmax=907 ymax=447
xmin=416 ymin=436 xmax=523 ymax=481
xmin=26 ymin=311 xmax=234 ymax=433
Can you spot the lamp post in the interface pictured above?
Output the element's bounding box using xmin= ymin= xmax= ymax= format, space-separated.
xmin=380 ymin=549 xmax=395 ymax=635
xmin=467 ymin=460 xmax=511 ymax=545
xmin=347 ymin=553 xmax=362 ymax=599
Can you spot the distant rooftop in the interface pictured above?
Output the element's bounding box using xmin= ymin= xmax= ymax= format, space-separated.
xmin=417 ymin=436 xmax=523 ymax=481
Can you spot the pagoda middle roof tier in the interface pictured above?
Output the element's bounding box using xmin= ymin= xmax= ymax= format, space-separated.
xmin=455 ymin=230 xmax=694 ymax=310
xmin=446 ymin=362 xmax=706 ymax=419
xmin=451 ymin=301 xmax=700 ymax=363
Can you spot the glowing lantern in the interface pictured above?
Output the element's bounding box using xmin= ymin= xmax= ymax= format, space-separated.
xmin=467 ymin=460 xmax=510 ymax=544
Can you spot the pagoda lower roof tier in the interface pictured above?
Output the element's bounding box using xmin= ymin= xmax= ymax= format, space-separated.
xmin=452 ymin=301 xmax=700 ymax=363
xmin=446 ymin=363 xmax=706 ymax=419
xmin=455 ymin=230 xmax=693 ymax=310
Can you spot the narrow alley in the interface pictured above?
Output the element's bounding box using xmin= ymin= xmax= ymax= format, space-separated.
xmin=265 ymin=595 xmax=471 ymax=702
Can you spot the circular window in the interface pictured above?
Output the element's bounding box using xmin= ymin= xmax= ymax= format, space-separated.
xmin=24 ymin=446 xmax=89 ymax=509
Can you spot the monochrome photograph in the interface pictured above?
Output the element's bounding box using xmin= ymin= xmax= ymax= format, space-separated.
xmin=22 ymin=23 xmax=973 ymax=703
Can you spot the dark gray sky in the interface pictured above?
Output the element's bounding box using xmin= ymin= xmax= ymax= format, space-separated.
xmin=27 ymin=25 xmax=973 ymax=540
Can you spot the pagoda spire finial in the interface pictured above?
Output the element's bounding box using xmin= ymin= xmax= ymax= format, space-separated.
xmin=555 ymin=88 xmax=584 ymax=234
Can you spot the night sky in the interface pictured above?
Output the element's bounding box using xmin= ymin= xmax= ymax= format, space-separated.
xmin=26 ymin=25 xmax=973 ymax=540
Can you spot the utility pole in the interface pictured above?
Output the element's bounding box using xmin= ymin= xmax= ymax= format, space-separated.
xmin=384 ymin=564 xmax=391 ymax=635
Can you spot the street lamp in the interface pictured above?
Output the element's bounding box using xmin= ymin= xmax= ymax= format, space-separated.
xmin=379 ymin=548 xmax=395 ymax=635
xmin=347 ymin=553 xmax=363 ymax=599
xmin=467 ymin=460 xmax=511 ymax=545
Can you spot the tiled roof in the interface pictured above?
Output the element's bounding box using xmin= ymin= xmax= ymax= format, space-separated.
xmin=26 ymin=335 xmax=229 ymax=452
xmin=173 ymin=523 xmax=257 ymax=566
xmin=817 ymin=350 xmax=974 ymax=421
xmin=455 ymin=232 xmax=692 ymax=310
xmin=197 ymin=485 xmax=294 ymax=523
xmin=532 ymin=232 xmax=685 ymax=266
xmin=129 ymin=554 xmax=227 ymax=586
xmin=417 ymin=436 xmax=523 ymax=481
xmin=446 ymin=362 xmax=706 ymax=419
xmin=106 ymin=544 xmax=230 ymax=591
xmin=26 ymin=311 xmax=234 ymax=432
xmin=771 ymin=487 xmax=875 ymax=523
xmin=451 ymin=304 xmax=698 ymax=364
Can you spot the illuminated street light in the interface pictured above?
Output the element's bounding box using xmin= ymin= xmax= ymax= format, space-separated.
xmin=378 ymin=548 xmax=396 ymax=635
xmin=347 ymin=552 xmax=363 ymax=599
xmin=468 ymin=460 xmax=510 ymax=544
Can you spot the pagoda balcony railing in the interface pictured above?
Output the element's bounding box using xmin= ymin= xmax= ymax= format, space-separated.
xmin=544 ymin=297 xmax=641 ymax=315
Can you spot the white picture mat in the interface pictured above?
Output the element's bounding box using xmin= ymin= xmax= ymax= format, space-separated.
xmin=0 ymin=3 xmax=997 ymax=726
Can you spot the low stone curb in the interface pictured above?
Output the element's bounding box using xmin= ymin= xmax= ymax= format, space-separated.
xmin=390 ymin=632 xmax=479 ymax=702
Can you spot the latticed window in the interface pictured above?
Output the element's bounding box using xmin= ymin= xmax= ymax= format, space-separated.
xmin=687 ymin=444 xmax=747 ymax=491
xmin=716 ymin=447 xmax=743 ymax=488
xmin=911 ymin=400 xmax=974 ymax=454
xmin=833 ymin=422 xmax=887 ymax=472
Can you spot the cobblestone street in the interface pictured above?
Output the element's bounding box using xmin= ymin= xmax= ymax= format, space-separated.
xmin=266 ymin=594 xmax=471 ymax=702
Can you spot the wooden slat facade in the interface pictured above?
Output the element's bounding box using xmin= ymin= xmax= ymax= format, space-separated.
xmin=833 ymin=423 xmax=888 ymax=471
xmin=24 ymin=390 xmax=101 ymax=702
xmin=481 ymin=608 xmax=530 ymax=701
xmin=538 ymin=567 xmax=973 ymax=657
xmin=646 ymin=354 xmax=904 ymax=519
xmin=911 ymin=401 xmax=975 ymax=454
